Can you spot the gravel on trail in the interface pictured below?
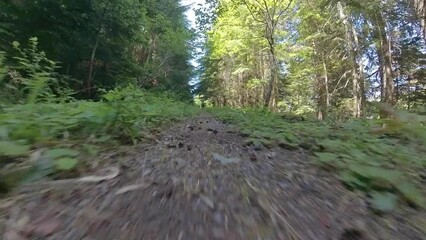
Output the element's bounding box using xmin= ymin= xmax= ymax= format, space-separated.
xmin=1 ymin=115 xmax=425 ymax=240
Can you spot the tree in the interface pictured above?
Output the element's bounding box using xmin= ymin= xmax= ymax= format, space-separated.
xmin=0 ymin=0 xmax=193 ymax=99
xmin=198 ymin=0 xmax=425 ymax=118
xmin=410 ymin=0 xmax=426 ymax=40
xmin=336 ymin=1 xmax=366 ymax=117
xmin=241 ymin=0 xmax=294 ymax=108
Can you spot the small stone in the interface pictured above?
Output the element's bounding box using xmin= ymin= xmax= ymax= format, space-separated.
xmin=167 ymin=144 xmax=177 ymax=148
xmin=278 ymin=182 xmax=289 ymax=189
xmin=186 ymin=125 xmax=194 ymax=131
xmin=213 ymin=212 xmax=223 ymax=224
xmin=250 ymin=153 xmax=257 ymax=162
xmin=267 ymin=152 xmax=277 ymax=159
xmin=253 ymin=145 xmax=262 ymax=151
xmin=340 ymin=228 xmax=365 ymax=240
xmin=143 ymin=169 xmax=152 ymax=176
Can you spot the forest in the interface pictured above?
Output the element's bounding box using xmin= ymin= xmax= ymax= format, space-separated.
xmin=196 ymin=0 xmax=425 ymax=119
xmin=0 ymin=0 xmax=425 ymax=239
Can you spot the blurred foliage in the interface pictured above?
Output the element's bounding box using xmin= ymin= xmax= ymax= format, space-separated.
xmin=0 ymin=38 xmax=74 ymax=104
xmin=211 ymin=107 xmax=426 ymax=210
xmin=0 ymin=85 xmax=199 ymax=191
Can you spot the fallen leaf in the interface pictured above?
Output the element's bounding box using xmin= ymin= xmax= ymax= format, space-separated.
xmin=200 ymin=195 xmax=215 ymax=209
xmin=29 ymin=149 xmax=44 ymax=163
xmin=212 ymin=153 xmax=241 ymax=165
xmin=78 ymin=167 xmax=120 ymax=183
xmin=115 ymin=183 xmax=151 ymax=195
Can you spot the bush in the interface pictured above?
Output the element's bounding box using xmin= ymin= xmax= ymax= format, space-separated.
xmin=0 ymin=38 xmax=73 ymax=105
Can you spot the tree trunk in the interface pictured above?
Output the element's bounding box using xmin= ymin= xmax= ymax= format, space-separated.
xmin=264 ymin=41 xmax=278 ymax=108
xmin=375 ymin=12 xmax=395 ymax=109
xmin=317 ymin=59 xmax=330 ymax=120
xmin=324 ymin=60 xmax=330 ymax=108
xmin=337 ymin=1 xmax=365 ymax=118
xmin=87 ymin=31 xmax=100 ymax=98
xmin=411 ymin=0 xmax=426 ymax=40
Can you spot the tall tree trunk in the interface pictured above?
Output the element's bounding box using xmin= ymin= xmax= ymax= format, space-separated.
xmin=352 ymin=20 xmax=366 ymax=118
xmin=323 ymin=60 xmax=330 ymax=108
xmin=264 ymin=41 xmax=278 ymax=108
xmin=375 ymin=12 xmax=395 ymax=109
xmin=411 ymin=0 xmax=426 ymax=40
xmin=87 ymin=30 xmax=100 ymax=98
xmin=337 ymin=1 xmax=365 ymax=118
xmin=317 ymin=59 xmax=330 ymax=120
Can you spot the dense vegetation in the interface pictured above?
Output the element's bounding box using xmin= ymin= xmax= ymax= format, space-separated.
xmin=0 ymin=0 xmax=193 ymax=99
xmin=0 ymin=0 xmax=198 ymax=191
xmin=196 ymin=0 xmax=425 ymax=119
xmin=211 ymin=108 xmax=426 ymax=210
xmin=0 ymin=0 xmax=425 ymax=213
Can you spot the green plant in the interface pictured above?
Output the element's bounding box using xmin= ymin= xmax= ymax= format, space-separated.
xmin=210 ymin=107 xmax=426 ymax=210
xmin=0 ymin=38 xmax=73 ymax=105
xmin=0 ymin=86 xmax=199 ymax=189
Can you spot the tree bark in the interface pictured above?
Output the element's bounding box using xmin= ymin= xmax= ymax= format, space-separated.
xmin=375 ymin=12 xmax=395 ymax=109
xmin=317 ymin=59 xmax=330 ymax=120
xmin=337 ymin=1 xmax=365 ymax=118
xmin=264 ymin=42 xmax=278 ymax=108
xmin=411 ymin=0 xmax=426 ymax=40
xmin=87 ymin=31 xmax=100 ymax=98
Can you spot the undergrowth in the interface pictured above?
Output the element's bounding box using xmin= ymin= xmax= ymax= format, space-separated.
xmin=0 ymin=86 xmax=199 ymax=191
xmin=0 ymin=39 xmax=199 ymax=192
xmin=210 ymin=107 xmax=426 ymax=211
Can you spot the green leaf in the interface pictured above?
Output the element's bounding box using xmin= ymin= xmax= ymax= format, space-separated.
xmin=55 ymin=158 xmax=78 ymax=171
xmin=315 ymin=152 xmax=339 ymax=163
xmin=369 ymin=192 xmax=398 ymax=212
xmin=348 ymin=164 xmax=403 ymax=183
xmin=82 ymin=144 xmax=100 ymax=156
xmin=319 ymin=139 xmax=350 ymax=152
xmin=396 ymin=182 xmax=426 ymax=208
xmin=0 ymin=141 xmax=30 ymax=157
xmin=21 ymin=156 xmax=54 ymax=184
xmin=46 ymin=148 xmax=79 ymax=159
xmin=340 ymin=171 xmax=368 ymax=189
xmin=94 ymin=135 xmax=112 ymax=143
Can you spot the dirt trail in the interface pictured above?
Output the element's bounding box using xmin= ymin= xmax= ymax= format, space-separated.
xmin=1 ymin=115 xmax=424 ymax=240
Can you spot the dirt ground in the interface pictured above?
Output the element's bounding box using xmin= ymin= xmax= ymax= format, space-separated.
xmin=1 ymin=115 xmax=425 ymax=240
